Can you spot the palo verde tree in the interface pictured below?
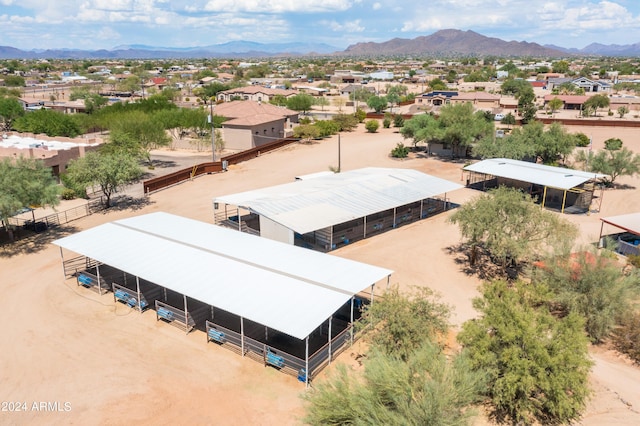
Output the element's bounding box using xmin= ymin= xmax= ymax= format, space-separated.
xmin=64 ymin=151 xmax=142 ymax=208
xmin=574 ymin=146 xmax=640 ymax=185
xmin=0 ymin=157 xmax=60 ymax=240
xmin=532 ymin=248 xmax=639 ymax=342
xmin=304 ymin=287 xmax=486 ymax=426
xmin=437 ymin=102 xmax=494 ymax=158
xmin=285 ymin=93 xmax=314 ymax=113
xmin=400 ymin=113 xmax=440 ymax=151
xmin=582 ymin=94 xmax=610 ymax=117
xmin=103 ymin=110 xmax=171 ymax=166
xmin=449 ymin=186 xmax=577 ymax=270
xmin=458 ymin=280 xmax=592 ymax=425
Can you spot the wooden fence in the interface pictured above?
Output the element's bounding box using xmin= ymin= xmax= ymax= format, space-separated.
xmin=143 ymin=137 xmax=299 ymax=194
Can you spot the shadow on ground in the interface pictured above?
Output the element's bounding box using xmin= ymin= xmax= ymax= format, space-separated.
xmin=95 ymin=195 xmax=155 ymax=213
xmin=0 ymin=224 xmax=79 ymax=258
xmin=446 ymin=243 xmax=523 ymax=281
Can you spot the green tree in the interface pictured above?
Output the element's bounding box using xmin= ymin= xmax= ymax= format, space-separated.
xmin=449 ymin=186 xmax=577 ymax=269
xmin=13 ymin=109 xmax=82 ymax=137
xmin=617 ymin=105 xmax=629 ymax=118
xmin=65 ymin=151 xmax=142 ymax=208
xmin=583 ymin=94 xmax=610 ymax=117
xmin=305 ymin=286 xmax=485 ymax=425
xmin=269 ymin=94 xmax=288 ymax=107
xmin=547 ymin=97 xmax=564 ymax=116
xmin=0 ymin=157 xmax=60 ymax=240
xmin=532 ymin=249 xmax=638 ymax=342
xmin=104 ymin=111 xmax=171 ymax=165
xmin=472 ymin=131 xmax=536 ymax=161
xmin=331 ymin=114 xmax=359 ymax=132
xmin=3 ymin=75 xmax=25 ymax=87
xmin=313 ymin=97 xmax=330 ymax=111
xmin=364 ymin=119 xmax=379 ymax=133
xmin=580 ymin=147 xmax=640 ymax=184
xmin=552 ymin=60 xmax=570 ymax=74
xmin=438 ymin=103 xmax=494 ymax=158
xmin=0 ymin=96 xmax=25 ymax=131
xmin=458 ymin=280 xmax=592 ymax=425
xmin=428 ymin=78 xmax=448 ymax=90
xmin=304 ymin=343 xmax=485 ymax=426
xmin=535 ymin=122 xmax=577 ymax=164
xmin=400 ymin=113 xmax=440 ymax=151
xmin=366 ymin=95 xmax=388 ymax=113
xmin=359 ymin=286 xmax=449 ymax=360
xmin=286 ymin=93 xmax=314 ymax=113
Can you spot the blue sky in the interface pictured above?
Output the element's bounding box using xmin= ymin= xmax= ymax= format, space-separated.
xmin=1 ymin=0 xmax=639 ymax=51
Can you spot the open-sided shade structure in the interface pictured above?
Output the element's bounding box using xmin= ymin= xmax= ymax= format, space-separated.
xmin=599 ymin=212 xmax=640 ymax=256
xmin=463 ymin=158 xmax=607 ymax=213
xmin=213 ymin=167 xmax=463 ymax=249
xmin=52 ymin=212 xmax=392 ymax=340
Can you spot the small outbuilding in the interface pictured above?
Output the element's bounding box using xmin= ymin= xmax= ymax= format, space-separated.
xmin=463 ymin=158 xmax=607 ymax=213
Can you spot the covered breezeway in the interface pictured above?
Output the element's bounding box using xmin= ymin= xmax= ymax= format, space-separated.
xmin=213 ymin=167 xmax=463 ymax=251
xmin=463 ymin=158 xmax=607 ymax=214
xmin=53 ymin=212 xmax=392 ymax=385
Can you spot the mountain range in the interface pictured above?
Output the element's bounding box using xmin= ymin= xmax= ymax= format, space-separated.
xmin=1 ymin=29 xmax=639 ymax=59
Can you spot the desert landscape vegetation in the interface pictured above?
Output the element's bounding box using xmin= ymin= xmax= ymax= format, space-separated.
xmin=1 ymin=53 xmax=640 ymax=425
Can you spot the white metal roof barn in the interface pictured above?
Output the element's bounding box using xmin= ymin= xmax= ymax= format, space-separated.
xmin=463 ymin=158 xmax=608 ymax=214
xmin=53 ymin=212 xmax=392 ymax=384
xmin=213 ymin=167 xmax=463 ymax=250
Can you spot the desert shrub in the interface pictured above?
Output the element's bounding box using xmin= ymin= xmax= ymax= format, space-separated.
xmin=393 ymin=114 xmax=404 ymax=128
xmin=574 ymin=132 xmax=591 ymax=147
xmin=383 ymin=117 xmax=391 ymax=128
xmin=391 ymin=142 xmax=409 ymax=158
xmin=60 ymin=188 xmax=77 ymax=200
xmin=612 ymin=311 xmax=640 ymax=363
xmin=364 ymin=119 xmax=379 ymax=133
xmin=627 ymin=254 xmax=640 ymax=268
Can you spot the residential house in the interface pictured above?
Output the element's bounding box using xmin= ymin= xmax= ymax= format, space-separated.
xmin=415 ymin=91 xmax=458 ymax=107
xmin=450 ymin=92 xmax=501 ymax=110
xmin=217 ymin=86 xmax=296 ymax=103
xmin=214 ymin=100 xmax=299 ymax=151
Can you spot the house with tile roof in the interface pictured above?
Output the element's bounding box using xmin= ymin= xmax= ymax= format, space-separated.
xmin=217 ymin=86 xmax=296 ymax=103
xmin=214 ymin=100 xmax=299 ymax=150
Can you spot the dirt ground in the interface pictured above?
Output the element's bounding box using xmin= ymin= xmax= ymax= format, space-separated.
xmin=1 ymin=122 xmax=640 ymax=425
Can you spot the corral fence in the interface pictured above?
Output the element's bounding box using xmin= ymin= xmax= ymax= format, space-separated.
xmin=143 ymin=137 xmax=300 ymax=194
xmin=5 ymin=198 xmax=103 ymax=233
xmin=205 ymin=319 xmax=354 ymax=382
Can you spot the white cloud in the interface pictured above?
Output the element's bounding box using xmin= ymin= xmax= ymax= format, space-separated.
xmin=324 ymin=19 xmax=364 ymax=33
xmin=203 ymin=0 xmax=354 ymax=13
xmin=372 ymin=2 xmax=381 ymax=10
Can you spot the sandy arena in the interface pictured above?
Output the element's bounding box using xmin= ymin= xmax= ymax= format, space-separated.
xmin=1 ymin=122 xmax=640 ymax=425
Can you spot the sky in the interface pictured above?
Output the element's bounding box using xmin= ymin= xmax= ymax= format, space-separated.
xmin=0 ymin=0 xmax=639 ymax=51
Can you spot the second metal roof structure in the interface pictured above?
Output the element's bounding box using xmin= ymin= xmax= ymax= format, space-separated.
xmin=214 ymin=167 xmax=464 ymax=235
xmin=463 ymin=158 xmax=607 ymax=190
xmin=600 ymin=212 xmax=640 ymax=237
xmin=52 ymin=212 xmax=392 ymax=340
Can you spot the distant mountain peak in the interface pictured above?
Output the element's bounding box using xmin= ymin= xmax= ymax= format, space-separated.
xmin=1 ymin=30 xmax=639 ymax=59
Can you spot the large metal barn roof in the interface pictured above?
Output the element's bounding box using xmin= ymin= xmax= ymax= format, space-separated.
xmin=601 ymin=212 xmax=640 ymax=236
xmin=464 ymin=158 xmax=607 ymax=190
xmin=53 ymin=212 xmax=392 ymax=340
xmin=214 ymin=167 xmax=463 ymax=234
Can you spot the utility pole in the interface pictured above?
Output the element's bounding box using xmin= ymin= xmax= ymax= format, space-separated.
xmin=208 ymin=98 xmax=216 ymax=162
xmin=338 ymin=133 xmax=341 ymax=172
